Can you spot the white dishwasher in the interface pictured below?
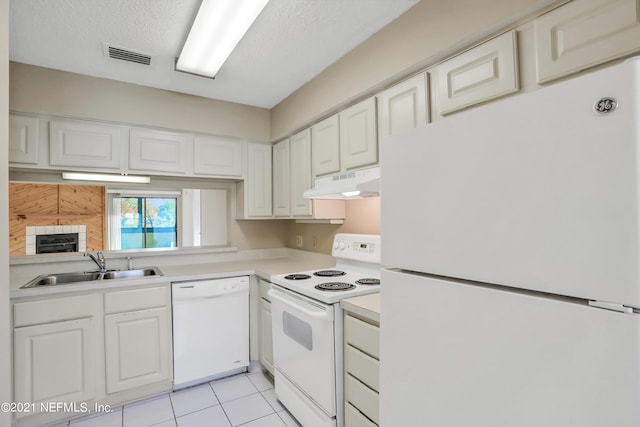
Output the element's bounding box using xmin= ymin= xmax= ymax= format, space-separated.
xmin=172 ymin=276 xmax=249 ymax=390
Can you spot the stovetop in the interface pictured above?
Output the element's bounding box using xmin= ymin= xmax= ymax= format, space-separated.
xmin=271 ymin=234 xmax=381 ymax=304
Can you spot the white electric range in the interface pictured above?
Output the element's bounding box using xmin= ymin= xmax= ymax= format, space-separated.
xmin=269 ymin=233 xmax=381 ymax=427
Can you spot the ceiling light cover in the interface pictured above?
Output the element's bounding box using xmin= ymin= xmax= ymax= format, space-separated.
xmin=176 ymin=0 xmax=270 ymax=78
xmin=62 ymin=172 xmax=151 ymax=184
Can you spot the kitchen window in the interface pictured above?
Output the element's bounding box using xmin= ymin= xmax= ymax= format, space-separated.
xmin=111 ymin=195 xmax=178 ymax=250
xmin=107 ymin=188 xmax=228 ymax=251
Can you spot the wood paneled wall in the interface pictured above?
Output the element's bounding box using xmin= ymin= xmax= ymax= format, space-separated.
xmin=9 ymin=183 xmax=105 ymax=255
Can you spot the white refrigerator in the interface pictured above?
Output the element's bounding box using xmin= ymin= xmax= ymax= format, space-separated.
xmin=380 ymin=57 xmax=640 ymax=426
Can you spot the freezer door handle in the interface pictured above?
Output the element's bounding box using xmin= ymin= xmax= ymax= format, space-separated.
xmin=588 ymin=300 xmax=635 ymax=313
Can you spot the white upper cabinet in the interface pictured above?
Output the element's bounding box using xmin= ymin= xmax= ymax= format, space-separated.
xmin=431 ymin=31 xmax=519 ymax=115
xmin=340 ymin=97 xmax=378 ymax=171
xmin=49 ymin=118 xmax=124 ymax=170
xmin=9 ymin=114 xmax=39 ymax=164
xmin=129 ymin=128 xmax=190 ymax=174
xmin=311 ymin=115 xmax=341 ymax=177
xmin=273 ymin=129 xmax=345 ymax=221
xmin=273 ymin=139 xmax=291 ymax=217
xmin=237 ymin=142 xmax=272 ymax=218
xmin=193 ymin=135 xmax=243 ymax=177
xmin=290 ymin=129 xmax=313 ymax=217
xmin=534 ymin=0 xmax=640 ymax=83
xmin=377 ymin=73 xmax=429 ymax=139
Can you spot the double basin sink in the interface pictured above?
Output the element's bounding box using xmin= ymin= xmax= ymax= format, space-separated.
xmin=20 ymin=267 xmax=163 ymax=289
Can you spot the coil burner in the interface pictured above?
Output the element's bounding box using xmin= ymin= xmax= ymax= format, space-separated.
xmin=313 ymin=270 xmax=346 ymax=277
xmin=315 ymin=282 xmax=356 ymax=292
xmin=355 ymin=278 xmax=380 ymax=286
xmin=284 ymin=274 xmax=312 ymax=280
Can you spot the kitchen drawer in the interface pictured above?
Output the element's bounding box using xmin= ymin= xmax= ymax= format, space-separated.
xmin=345 ymin=374 xmax=379 ymax=425
xmin=345 ymin=344 xmax=379 ymax=392
xmin=259 ymin=279 xmax=271 ymax=301
xmin=345 ymin=402 xmax=378 ymax=427
xmin=14 ymin=294 xmax=96 ymax=327
xmin=345 ymin=314 xmax=380 ymax=359
xmin=104 ymin=285 xmax=169 ymax=314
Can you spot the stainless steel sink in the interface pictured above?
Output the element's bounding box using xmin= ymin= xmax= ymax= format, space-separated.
xmin=102 ymin=267 xmax=162 ymax=280
xmin=20 ymin=267 xmax=163 ymax=289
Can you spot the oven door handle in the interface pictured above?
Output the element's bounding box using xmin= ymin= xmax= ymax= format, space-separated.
xmin=268 ymin=289 xmax=331 ymax=321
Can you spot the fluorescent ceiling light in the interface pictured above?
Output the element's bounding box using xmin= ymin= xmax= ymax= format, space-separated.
xmin=62 ymin=172 xmax=151 ymax=184
xmin=176 ymin=0 xmax=270 ymax=78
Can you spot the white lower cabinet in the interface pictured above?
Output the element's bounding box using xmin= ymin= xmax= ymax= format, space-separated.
xmin=344 ymin=313 xmax=380 ymax=426
xmin=14 ymin=318 xmax=95 ymax=416
xmin=12 ymin=284 xmax=173 ymax=426
xmin=104 ymin=307 xmax=171 ymax=394
xmin=259 ymin=280 xmax=274 ymax=375
xmin=104 ymin=286 xmax=172 ymax=394
xmin=13 ymin=294 xmax=99 ymax=422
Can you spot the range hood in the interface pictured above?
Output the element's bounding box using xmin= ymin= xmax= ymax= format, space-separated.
xmin=303 ymin=166 xmax=380 ymax=199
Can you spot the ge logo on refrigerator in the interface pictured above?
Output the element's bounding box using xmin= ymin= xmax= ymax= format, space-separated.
xmin=594 ymin=97 xmax=617 ymax=115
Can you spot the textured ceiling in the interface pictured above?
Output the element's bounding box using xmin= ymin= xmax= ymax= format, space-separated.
xmin=9 ymin=0 xmax=419 ymax=108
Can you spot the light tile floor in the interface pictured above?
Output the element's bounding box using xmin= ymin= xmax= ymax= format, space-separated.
xmin=55 ymin=371 xmax=302 ymax=427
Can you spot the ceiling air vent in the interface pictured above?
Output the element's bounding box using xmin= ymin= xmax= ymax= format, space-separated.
xmin=103 ymin=43 xmax=154 ymax=67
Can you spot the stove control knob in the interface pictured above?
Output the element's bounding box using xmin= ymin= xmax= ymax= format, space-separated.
xmin=339 ymin=242 xmax=346 ymax=251
xmin=333 ymin=242 xmax=339 ymax=250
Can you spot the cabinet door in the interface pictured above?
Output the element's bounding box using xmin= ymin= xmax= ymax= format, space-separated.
xmin=273 ymin=139 xmax=291 ymax=217
xmin=290 ymin=129 xmax=313 ymax=217
xmin=193 ymin=135 xmax=243 ymax=177
xmin=311 ymin=115 xmax=340 ymax=177
xmin=259 ymin=298 xmax=274 ymax=375
xmin=340 ymin=97 xmax=378 ymax=170
xmin=245 ymin=142 xmax=273 ymax=217
xmin=432 ymin=30 xmax=519 ymax=115
xmin=534 ymin=0 xmax=640 ymax=83
xmin=49 ymin=119 xmax=123 ymax=169
xmin=9 ymin=114 xmax=39 ymax=164
xmin=377 ymin=73 xmax=429 ymax=139
xmin=14 ymin=318 xmax=95 ymax=416
xmin=104 ymin=307 xmax=172 ymax=394
xmin=129 ymin=128 xmax=189 ymax=174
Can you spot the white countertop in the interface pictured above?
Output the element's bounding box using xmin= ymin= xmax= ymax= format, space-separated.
xmin=10 ymin=249 xmax=336 ymax=299
xmin=340 ymin=292 xmax=380 ymax=324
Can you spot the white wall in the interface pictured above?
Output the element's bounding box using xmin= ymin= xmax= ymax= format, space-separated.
xmin=1 ymin=0 xmax=10 ymax=424
xmin=9 ymin=62 xmax=271 ymax=141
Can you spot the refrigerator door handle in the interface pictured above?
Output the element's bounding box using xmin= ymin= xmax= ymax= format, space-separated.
xmin=588 ymin=300 xmax=635 ymax=313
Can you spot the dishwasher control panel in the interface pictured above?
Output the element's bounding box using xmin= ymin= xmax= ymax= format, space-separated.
xmin=172 ymin=276 xmax=249 ymax=300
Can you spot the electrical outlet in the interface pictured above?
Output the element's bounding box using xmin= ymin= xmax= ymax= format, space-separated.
xmin=312 ymin=236 xmax=317 ymax=248
xmin=296 ymin=235 xmax=303 ymax=247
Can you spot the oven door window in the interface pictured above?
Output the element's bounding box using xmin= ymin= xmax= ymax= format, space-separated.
xmin=283 ymin=311 xmax=313 ymax=351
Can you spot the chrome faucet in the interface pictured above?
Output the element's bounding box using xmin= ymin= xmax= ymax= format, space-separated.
xmin=85 ymin=251 xmax=107 ymax=273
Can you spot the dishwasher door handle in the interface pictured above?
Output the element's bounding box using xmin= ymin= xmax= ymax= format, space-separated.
xmin=173 ymin=288 xmax=248 ymax=302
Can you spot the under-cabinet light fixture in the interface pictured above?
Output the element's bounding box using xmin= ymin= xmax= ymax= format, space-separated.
xmin=341 ymin=191 xmax=361 ymax=197
xmin=62 ymin=172 xmax=151 ymax=184
xmin=175 ymin=0 xmax=270 ymax=78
